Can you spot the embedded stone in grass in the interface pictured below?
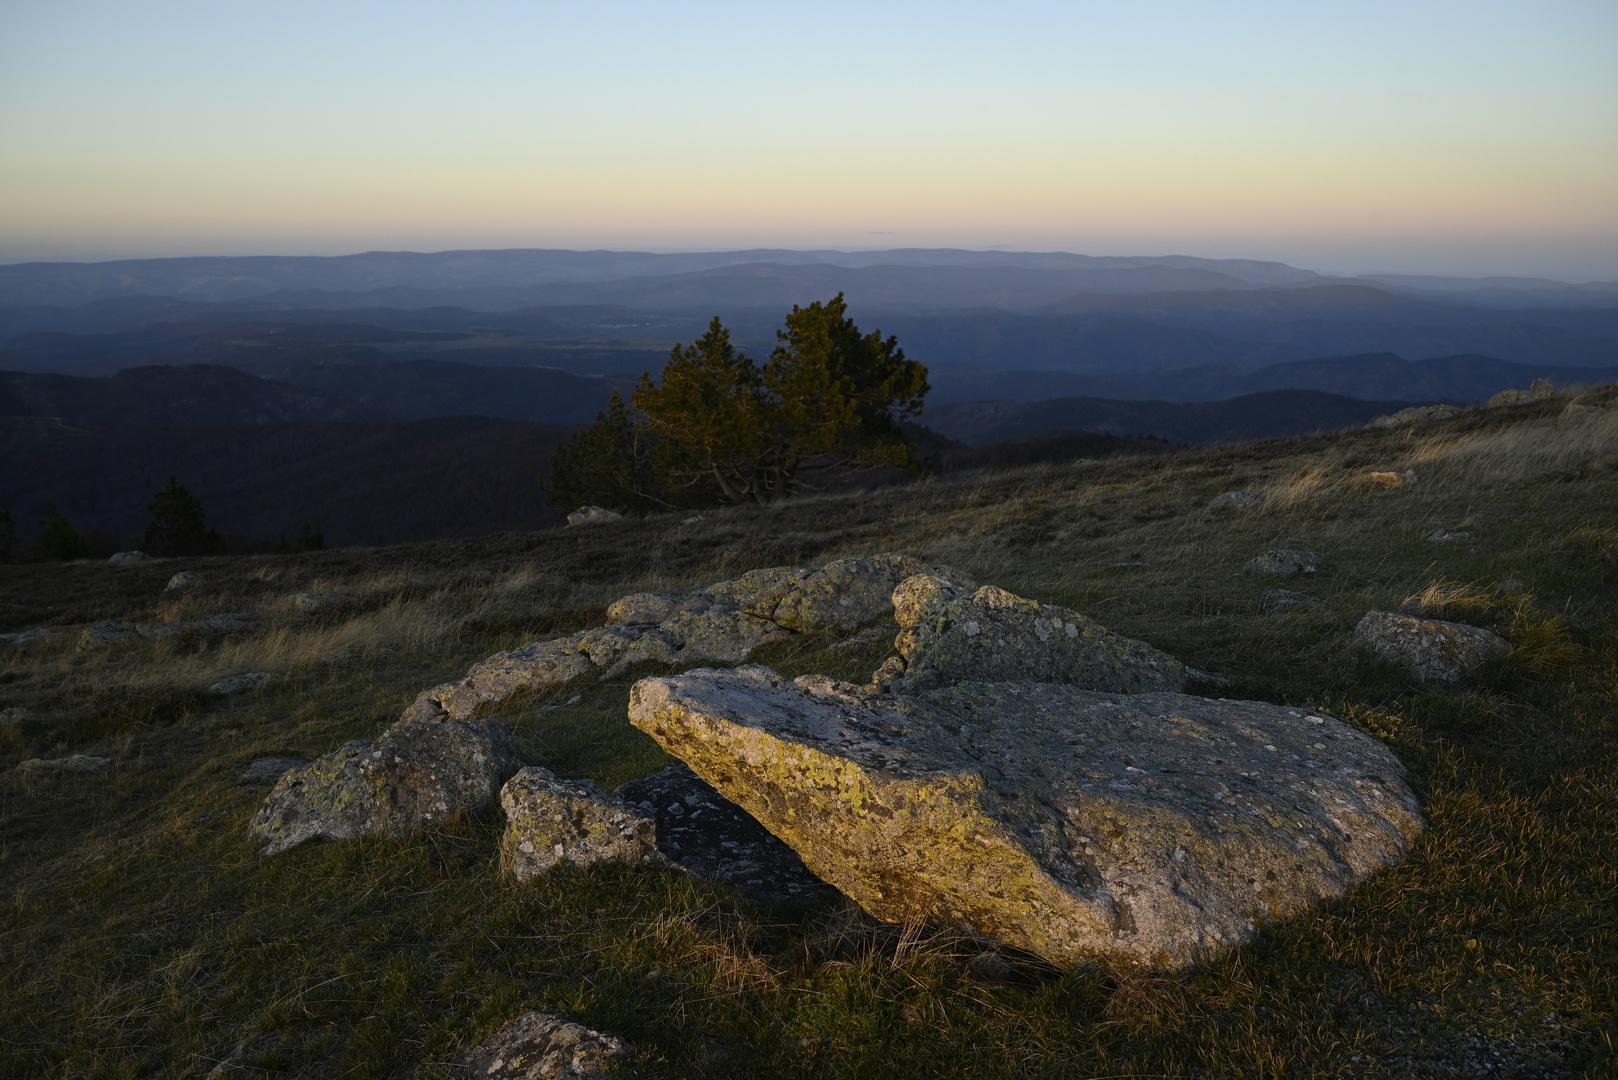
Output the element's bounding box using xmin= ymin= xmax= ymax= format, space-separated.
xmin=499 ymin=767 xmax=658 ymax=882
xmin=617 ymin=763 xmax=832 ymax=903
xmin=456 ymin=1010 xmax=632 ymax=1079
xmin=135 ymin=613 xmax=257 ymax=643
xmin=1426 ymin=529 xmax=1472 ymax=543
xmin=79 ymin=621 xmax=137 ymax=648
xmin=165 ymin=570 xmax=207 ymax=591
xmin=1245 ymin=550 xmax=1321 ymax=575
xmin=629 ymin=665 xmax=1424 ymax=971
xmin=1354 ymin=611 xmax=1511 ymax=689
xmin=107 ymin=550 xmax=157 ymax=564
xmin=249 ymin=717 xmax=521 ymax=856
xmin=1208 ymin=491 xmax=1264 ymax=511
xmin=566 ymin=505 xmax=623 ymax=527
xmin=1260 ymin=589 xmax=1322 ymax=613
xmin=881 ymin=576 xmax=1186 ymax=694
xmin=209 ymin=671 xmax=283 ymax=695
xmin=291 ymin=591 xmax=350 ymax=613
xmin=238 ymin=757 xmax=306 ymax=785
xmin=19 ymin=753 xmax=110 ymax=773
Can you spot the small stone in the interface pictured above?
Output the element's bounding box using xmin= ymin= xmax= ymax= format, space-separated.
xmin=1427 ymin=529 xmax=1471 ymax=543
xmin=1260 ymin=589 xmax=1322 ymax=613
xmin=108 ymin=551 xmax=157 ymax=564
xmin=20 ymin=754 xmax=110 ymax=773
xmin=1208 ymin=491 xmax=1264 ymax=511
xmin=566 ymin=505 xmax=624 ymax=527
xmin=238 ymin=757 xmax=307 ymax=785
xmin=1245 ymin=550 xmax=1321 ymax=575
xmin=165 ymin=571 xmax=207 ymax=591
xmin=1354 ymin=611 xmax=1511 ymax=689
xmin=209 ymin=672 xmax=283 ymax=695
xmin=499 ymin=766 xmax=659 ymax=881
xmin=1366 ymin=472 xmax=1404 ymax=487
xmin=456 ymin=1011 xmax=633 ymax=1079
xmin=292 ymin=592 xmax=350 ymax=613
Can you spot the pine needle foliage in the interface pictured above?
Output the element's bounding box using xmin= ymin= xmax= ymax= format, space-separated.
xmin=144 ymin=476 xmax=225 ymax=557
xmin=549 ymin=296 xmax=930 ymax=510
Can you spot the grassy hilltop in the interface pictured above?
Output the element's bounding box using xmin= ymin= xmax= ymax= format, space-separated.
xmin=1 ymin=387 xmax=1615 ymax=1078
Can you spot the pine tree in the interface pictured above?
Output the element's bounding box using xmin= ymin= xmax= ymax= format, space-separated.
xmin=544 ymin=391 xmax=668 ymax=513
xmin=39 ymin=502 xmax=89 ymax=561
xmin=143 ymin=477 xmax=225 ymax=557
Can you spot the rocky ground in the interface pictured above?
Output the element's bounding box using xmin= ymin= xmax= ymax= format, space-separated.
xmin=0 ymin=387 xmax=1614 ymax=1078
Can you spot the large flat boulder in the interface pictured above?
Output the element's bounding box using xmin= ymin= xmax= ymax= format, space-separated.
xmin=883 ymin=576 xmax=1186 ymax=694
xmin=250 ymin=717 xmax=521 ymax=855
xmin=1354 ymin=610 xmax=1510 ymax=688
xmin=629 ymin=666 xmax=1423 ymax=970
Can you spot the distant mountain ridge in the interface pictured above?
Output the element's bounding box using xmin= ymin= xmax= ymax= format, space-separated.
xmin=925 ymin=390 xmax=1420 ymax=446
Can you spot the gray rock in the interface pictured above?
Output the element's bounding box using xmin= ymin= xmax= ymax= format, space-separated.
xmin=499 ymin=767 xmax=659 ymax=881
xmin=1260 ymin=589 xmax=1322 ymax=613
xmin=108 ymin=550 xmax=157 ymax=564
xmin=249 ymin=718 xmax=521 ymax=855
xmin=292 ymin=592 xmax=350 ymax=613
xmin=630 ymin=665 xmax=1424 ymax=971
xmin=1208 ymin=491 xmax=1264 ymax=511
xmin=80 ymin=621 xmax=137 ymax=648
xmin=165 ymin=571 xmax=207 ymax=591
xmin=402 ymin=554 xmax=934 ymax=722
xmin=456 ymin=1011 xmax=632 ymax=1079
xmin=882 ymin=576 xmax=1186 ymax=695
xmin=20 ymin=754 xmax=110 ymax=773
xmin=566 ymin=506 xmax=623 ymax=527
xmin=1245 ymin=550 xmax=1321 ymax=575
xmin=1368 ymin=405 xmax=1460 ymax=428
xmin=1426 ymin=529 xmax=1471 ymax=543
xmin=210 ymin=672 xmax=283 ymax=695
xmin=135 ymin=613 xmax=257 ymax=643
xmin=0 ymin=629 xmax=54 ymax=648
xmin=1354 ymin=611 xmax=1511 ymax=689
xmin=239 ymin=757 xmax=307 ymax=785
xmin=617 ymin=763 xmax=831 ymax=902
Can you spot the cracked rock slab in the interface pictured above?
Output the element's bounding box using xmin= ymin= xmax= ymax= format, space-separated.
xmin=884 ymin=577 xmax=1186 ymax=694
xmin=456 ymin=1011 xmax=632 ymax=1079
xmin=630 ymin=665 xmax=1423 ymax=970
xmin=500 ymin=767 xmax=659 ymax=881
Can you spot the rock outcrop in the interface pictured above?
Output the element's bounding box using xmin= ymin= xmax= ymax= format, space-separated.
xmin=879 ymin=576 xmax=1186 ymax=694
xmin=567 ymin=506 xmax=623 ymax=527
xmin=19 ymin=753 xmax=110 ymax=773
xmin=456 ymin=1011 xmax=632 ymax=1079
xmin=108 ymin=550 xmax=157 ymax=564
xmin=81 ymin=614 xmax=256 ymax=649
xmin=629 ymin=665 xmax=1423 ymax=970
xmin=402 ymin=554 xmax=932 ymax=723
xmin=1260 ymin=589 xmax=1321 ymax=613
xmin=166 ymin=571 xmax=206 ymax=591
xmin=250 ymin=717 xmax=521 ymax=856
xmin=1245 ymin=550 xmax=1321 ymax=575
xmin=499 ymin=767 xmax=659 ymax=881
xmin=1354 ymin=611 xmax=1511 ymax=688
xmin=209 ymin=671 xmax=282 ymax=695
xmin=239 ymin=757 xmax=306 ymax=785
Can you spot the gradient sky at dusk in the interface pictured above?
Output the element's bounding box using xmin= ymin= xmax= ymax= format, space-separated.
xmin=1 ymin=0 xmax=1615 ymax=276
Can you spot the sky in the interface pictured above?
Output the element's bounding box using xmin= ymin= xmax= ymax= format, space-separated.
xmin=1 ymin=0 xmax=1615 ymax=277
